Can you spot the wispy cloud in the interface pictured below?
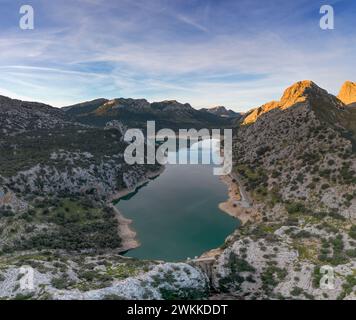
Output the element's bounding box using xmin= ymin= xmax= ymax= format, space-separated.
xmin=0 ymin=0 xmax=355 ymax=109
xmin=175 ymin=14 xmax=208 ymax=32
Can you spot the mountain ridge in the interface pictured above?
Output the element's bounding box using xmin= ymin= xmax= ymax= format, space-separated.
xmin=200 ymin=106 xmax=242 ymax=118
xmin=63 ymin=97 xmax=233 ymax=130
xmin=242 ymin=80 xmax=346 ymax=125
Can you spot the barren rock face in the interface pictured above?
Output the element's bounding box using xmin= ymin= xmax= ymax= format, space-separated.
xmin=243 ymin=80 xmax=318 ymax=124
xmin=338 ymin=81 xmax=356 ymax=105
xmin=242 ymin=80 xmax=342 ymax=125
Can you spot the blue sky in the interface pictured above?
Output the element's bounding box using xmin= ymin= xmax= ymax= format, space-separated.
xmin=0 ymin=0 xmax=355 ymax=110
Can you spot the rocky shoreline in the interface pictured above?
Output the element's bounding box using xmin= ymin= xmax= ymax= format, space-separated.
xmin=218 ymin=174 xmax=260 ymax=225
xmin=200 ymin=173 xmax=258 ymax=260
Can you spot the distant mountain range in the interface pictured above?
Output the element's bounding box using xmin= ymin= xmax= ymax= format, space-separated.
xmin=200 ymin=106 xmax=242 ymax=118
xmin=1 ymin=80 xmax=355 ymax=138
xmin=63 ymin=98 xmax=235 ymax=130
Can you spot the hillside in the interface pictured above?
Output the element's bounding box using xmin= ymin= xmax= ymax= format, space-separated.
xmin=209 ymin=80 xmax=356 ymax=300
xmin=0 ymin=95 xmax=74 ymax=135
xmin=64 ymin=98 xmax=233 ymax=130
xmin=0 ymin=96 xmax=161 ymax=264
xmin=0 ymin=95 xmax=174 ymax=299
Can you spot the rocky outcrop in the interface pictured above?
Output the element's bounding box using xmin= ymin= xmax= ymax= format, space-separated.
xmin=243 ymin=80 xmax=344 ymax=125
xmin=53 ymin=263 xmax=208 ymax=300
xmin=212 ymin=229 xmax=356 ymax=300
xmin=0 ymin=257 xmax=209 ymax=300
xmin=338 ymin=81 xmax=356 ymax=105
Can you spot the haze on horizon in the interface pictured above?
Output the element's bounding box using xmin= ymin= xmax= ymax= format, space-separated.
xmin=0 ymin=0 xmax=355 ymax=111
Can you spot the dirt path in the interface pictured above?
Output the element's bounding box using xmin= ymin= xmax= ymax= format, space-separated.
xmin=231 ymin=172 xmax=253 ymax=208
xmin=219 ymin=173 xmax=260 ymax=225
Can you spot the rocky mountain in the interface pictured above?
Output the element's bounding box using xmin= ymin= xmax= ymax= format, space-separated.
xmin=242 ymin=80 xmax=345 ymax=125
xmin=200 ymin=106 xmax=242 ymax=119
xmin=338 ymin=81 xmax=356 ymax=107
xmin=64 ymin=98 xmax=232 ymax=130
xmin=209 ymin=80 xmax=356 ymax=300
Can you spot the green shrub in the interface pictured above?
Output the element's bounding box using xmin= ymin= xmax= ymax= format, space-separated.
xmin=349 ymin=225 xmax=356 ymax=240
xmin=286 ymin=202 xmax=306 ymax=214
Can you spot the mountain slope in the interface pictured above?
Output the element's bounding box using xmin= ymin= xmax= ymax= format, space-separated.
xmin=236 ymin=80 xmax=355 ymax=216
xmin=211 ymin=80 xmax=356 ymax=300
xmin=0 ymin=95 xmax=73 ymax=134
xmin=0 ymin=95 xmax=160 ymax=204
xmin=62 ymin=98 xmax=108 ymax=115
xmin=0 ymin=95 xmax=160 ymax=256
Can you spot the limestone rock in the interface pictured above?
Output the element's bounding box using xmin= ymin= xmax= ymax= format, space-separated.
xmin=338 ymin=81 xmax=356 ymax=105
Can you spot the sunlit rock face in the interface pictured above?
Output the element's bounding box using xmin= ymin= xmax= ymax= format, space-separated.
xmin=338 ymin=81 xmax=356 ymax=106
xmin=242 ymin=80 xmax=344 ymax=125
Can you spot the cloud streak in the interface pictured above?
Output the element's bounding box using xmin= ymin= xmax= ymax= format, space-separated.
xmin=0 ymin=0 xmax=355 ymax=109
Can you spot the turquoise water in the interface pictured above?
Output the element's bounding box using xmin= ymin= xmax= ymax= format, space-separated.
xmin=116 ymin=141 xmax=238 ymax=261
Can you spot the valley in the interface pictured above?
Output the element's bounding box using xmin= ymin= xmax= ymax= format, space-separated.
xmin=0 ymin=80 xmax=355 ymax=300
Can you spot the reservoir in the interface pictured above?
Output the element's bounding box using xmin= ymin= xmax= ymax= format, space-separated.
xmin=116 ymin=140 xmax=239 ymax=261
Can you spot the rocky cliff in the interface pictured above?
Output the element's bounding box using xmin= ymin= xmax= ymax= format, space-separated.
xmin=338 ymin=81 xmax=356 ymax=106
